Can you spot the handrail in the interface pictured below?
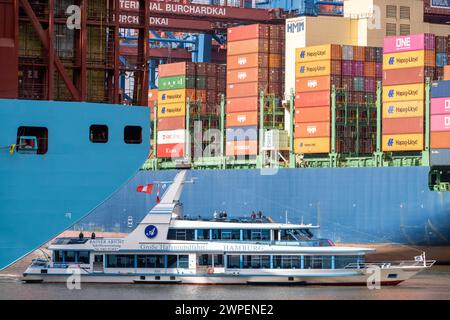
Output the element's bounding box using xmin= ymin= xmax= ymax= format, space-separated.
xmin=344 ymin=260 xmax=436 ymax=269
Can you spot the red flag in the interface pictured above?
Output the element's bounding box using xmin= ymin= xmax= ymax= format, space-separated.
xmin=136 ymin=184 xmax=154 ymax=194
xmin=156 ymin=186 xmax=161 ymax=204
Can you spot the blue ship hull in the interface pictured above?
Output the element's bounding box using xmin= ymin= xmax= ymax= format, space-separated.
xmin=76 ymin=167 xmax=450 ymax=246
xmin=0 ymin=99 xmax=150 ymax=270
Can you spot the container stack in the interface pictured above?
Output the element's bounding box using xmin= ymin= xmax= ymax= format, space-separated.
xmin=430 ymin=81 xmax=450 ymax=166
xmin=225 ymin=24 xmax=285 ymax=158
xmin=293 ymin=44 xmax=382 ymax=155
xmin=156 ymin=62 xmax=226 ymax=160
xmin=381 ymin=34 xmax=436 ymax=152
xmin=435 ymin=36 xmax=448 ymax=79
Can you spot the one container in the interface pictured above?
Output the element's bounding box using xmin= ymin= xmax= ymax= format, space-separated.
xmin=227 ymin=24 xmax=270 ymax=42
xmin=382 ymin=117 xmax=424 ymax=135
xmin=227 ymin=38 xmax=269 ymax=55
xmin=383 ymin=50 xmax=426 ymax=70
xmin=295 ymin=44 xmax=342 ymax=63
xmin=226 ymin=111 xmax=259 ymax=127
xmin=295 ymin=60 xmax=341 ymax=78
xmin=431 ymin=97 xmax=450 ymax=115
xmin=431 ymin=81 xmax=450 ymax=98
xmin=295 ymin=91 xmax=331 ymax=108
xmin=295 ymin=75 xmax=331 ymax=93
xmin=383 ymin=33 xmax=435 ymax=54
xmin=226 ymin=68 xmax=268 ymax=84
xmin=382 ymin=83 xmax=425 ymax=103
xmin=294 ymin=137 xmax=330 ymax=154
xmin=431 ymin=132 xmax=450 ymax=149
xmin=382 ymin=67 xmax=424 ymax=86
xmin=382 ymin=100 xmax=425 ymax=119
xmin=157 ymin=117 xmax=186 ymax=131
xmin=159 ymin=76 xmax=193 ymax=91
xmin=227 ymin=82 xmax=267 ymax=98
xmin=294 ymin=107 xmax=330 ymax=123
xmin=227 ymin=97 xmax=259 ymax=112
xmin=382 ymin=134 xmax=424 ymax=151
xmin=227 ymin=53 xmax=269 ymax=70
xmin=159 ymin=62 xmax=195 ymax=77
xmin=226 ymin=126 xmax=258 ymax=141
xmin=157 ymin=143 xmax=185 ymax=158
xmin=431 ymin=114 xmax=450 ymax=132
xmin=294 ymin=122 xmax=330 ymax=138
xmin=430 ymin=149 xmax=450 ymax=166
xmin=226 ymin=140 xmax=258 ymax=156
xmin=158 ymin=89 xmax=186 ymax=105
xmin=157 ymin=103 xmax=186 ymax=118
xmin=157 ymin=129 xmax=186 ymax=145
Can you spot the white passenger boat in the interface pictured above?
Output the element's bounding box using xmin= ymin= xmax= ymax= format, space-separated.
xmin=23 ymin=171 xmax=435 ymax=285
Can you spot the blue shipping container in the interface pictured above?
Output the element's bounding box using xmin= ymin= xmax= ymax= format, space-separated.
xmin=436 ymin=53 xmax=448 ymax=68
xmin=431 ymin=81 xmax=450 ymax=98
xmin=431 ymin=149 xmax=450 ymax=166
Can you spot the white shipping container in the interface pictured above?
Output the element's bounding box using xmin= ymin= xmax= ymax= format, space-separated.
xmin=157 ymin=129 xmax=186 ymax=144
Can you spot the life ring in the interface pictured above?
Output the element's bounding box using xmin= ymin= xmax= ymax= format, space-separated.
xmin=207 ymin=267 xmax=214 ymax=274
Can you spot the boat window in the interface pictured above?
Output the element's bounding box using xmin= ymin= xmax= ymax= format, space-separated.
xmin=227 ymin=255 xmax=240 ymax=269
xmin=311 ymin=256 xmax=323 ymax=269
xmin=78 ymin=252 xmax=90 ymax=264
xmin=106 ymin=254 xmax=134 ymax=268
xmin=196 ymin=229 xmax=210 ymax=240
xmin=211 ymin=229 xmax=240 ymax=240
xmin=167 ymin=255 xmax=178 ymax=268
xmin=124 ymin=126 xmax=142 ymax=144
xmin=54 ymin=251 xmax=63 ymax=263
xmin=198 ymin=254 xmax=212 ymax=266
xmin=334 ymin=256 xmax=364 ymax=269
xmin=304 ymin=256 xmax=312 ymax=269
xmin=64 ymin=251 xmax=76 ymax=263
xmin=90 ymin=125 xmax=108 ymax=143
xmin=243 ymin=256 xmax=270 ymax=269
xmin=178 ymin=255 xmax=189 ymax=268
xmin=273 ymin=256 xmax=301 ymax=269
xmin=16 ymin=126 xmax=48 ymax=154
xmin=137 ymin=255 xmax=164 ymax=268
xmin=213 ymin=255 xmax=224 ymax=267
xmin=167 ymin=229 xmax=194 ymax=240
xmin=243 ymin=229 xmax=270 ymax=241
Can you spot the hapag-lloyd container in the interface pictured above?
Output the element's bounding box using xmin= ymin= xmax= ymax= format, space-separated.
xmin=431 ymin=132 xmax=450 ymax=149
xmin=295 ymin=60 xmax=341 ymax=78
xmin=158 ymin=89 xmax=186 ymax=105
xmin=226 ymin=68 xmax=268 ymax=84
xmin=382 ymin=50 xmax=430 ymax=70
xmin=382 ymin=83 xmax=425 ymax=102
xmin=382 ymin=100 xmax=425 ymax=119
xmin=157 ymin=103 xmax=186 ymax=118
xmin=157 ymin=143 xmax=185 ymax=158
xmin=157 ymin=129 xmax=186 ymax=145
xmin=431 ymin=97 xmax=450 ymax=115
xmin=383 ymin=67 xmax=425 ymax=86
xmin=226 ymin=111 xmax=259 ymax=127
xmin=226 ymin=126 xmax=258 ymax=141
xmin=382 ymin=134 xmax=424 ymax=151
xmin=227 ymin=24 xmax=269 ymax=42
xmin=227 ymin=97 xmax=259 ymax=112
xmin=295 ymin=44 xmax=342 ymax=63
xmin=294 ymin=107 xmax=331 ymax=123
xmin=294 ymin=122 xmax=331 ymax=138
xmin=227 ymin=53 xmax=269 ymax=70
xmin=157 ymin=117 xmax=186 ymax=130
xmin=226 ymin=140 xmax=258 ymax=156
xmin=431 ymin=81 xmax=450 ymax=98
xmin=383 ymin=33 xmax=435 ymax=54
xmin=294 ymin=137 xmax=330 ymax=154
xmin=295 ymin=91 xmax=331 ymax=108
xmin=382 ymin=117 xmax=424 ymax=135
xmin=431 ymin=114 xmax=450 ymax=132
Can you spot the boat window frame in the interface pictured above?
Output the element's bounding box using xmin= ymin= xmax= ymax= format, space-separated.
xmin=124 ymin=125 xmax=142 ymax=144
xmin=89 ymin=124 xmax=109 ymax=144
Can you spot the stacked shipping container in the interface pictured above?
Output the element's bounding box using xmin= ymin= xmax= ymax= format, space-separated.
xmin=226 ymin=24 xmax=285 ymax=158
xmin=293 ymin=44 xmax=382 ymax=155
xmin=430 ymin=81 xmax=450 ymax=166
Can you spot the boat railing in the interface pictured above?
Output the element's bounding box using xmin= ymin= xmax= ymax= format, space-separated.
xmin=344 ymin=260 xmax=436 ymax=269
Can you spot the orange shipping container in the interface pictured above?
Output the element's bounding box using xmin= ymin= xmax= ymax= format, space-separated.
xmin=227 ymin=53 xmax=269 ymax=70
xmin=294 ymin=137 xmax=330 ymax=154
xmin=382 ymin=134 xmax=424 ymax=151
xmin=295 ymin=107 xmax=330 ymax=123
xmin=226 ymin=140 xmax=258 ymax=156
xmin=227 ymin=24 xmax=270 ymax=42
xmin=159 ymin=62 xmax=195 ymax=77
xmin=296 ymin=76 xmax=331 ymax=93
xmin=295 ymin=122 xmax=330 ymax=138
xmin=157 ymin=117 xmax=186 ymax=131
xmin=444 ymin=65 xmax=450 ymax=81
xmin=226 ymin=68 xmax=268 ymax=84
xmin=382 ymin=117 xmax=424 ymax=135
xmin=227 ymin=97 xmax=259 ymax=113
xmin=227 ymin=82 xmax=267 ymax=98
xmin=227 ymin=111 xmax=259 ymax=127
xmin=269 ymin=54 xmax=282 ymax=68
xmin=364 ymin=62 xmax=376 ymax=77
xmin=227 ymin=38 xmax=269 ymax=56
xmin=431 ymin=132 xmax=450 ymax=149
xmin=295 ymin=91 xmax=331 ymax=108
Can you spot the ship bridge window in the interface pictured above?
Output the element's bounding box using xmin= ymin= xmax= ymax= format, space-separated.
xmin=63 ymin=251 xmax=76 ymax=263
xmin=16 ymin=126 xmax=48 ymax=154
xmin=90 ymin=125 xmax=108 ymax=143
xmin=243 ymin=229 xmax=270 ymax=241
xmin=124 ymin=126 xmax=142 ymax=144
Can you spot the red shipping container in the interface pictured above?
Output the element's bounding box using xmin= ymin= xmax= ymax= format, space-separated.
xmin=295 ymin=122 xmax=331 ymax=138
xmin=227 ymin=68 xmax=268 ymax=84
xmin=226 ymin=140 xmax=258 ymax=156
xmin=227 ymin=111 xmax=259 ymax=127
xmin=227 ymin=24 xmax=270 ymax=42
xmin=295 ymin=107 xmax=330 ymax=123
xmin=157 ymin=117 xmax=186 ymax=131
xmin=296 ymin=76 xmax=331 ymax=93
xmin=157 ymin=143 xmax=185 ymax=158
xmin=227 ymin=97 xmax=259 ymax=113
xmin=382 ymin=117 xmax=424 ymax=135
xmin=159 ymin=62 xmax=195 ymax=77
xmin=227 ymin=38 xmax=269 ymax=55
xmin=227 ymin=82 xmax=268 ymax=98
xmin=383 ymin=67 xmax=424 ymax=86
xmin=295 ymin=91 xmax=331 ymax=108
xmin=227 ymin=53 xmax=269 ymax=70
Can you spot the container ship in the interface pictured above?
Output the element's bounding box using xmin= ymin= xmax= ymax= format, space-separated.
xmin=1 ymin=0 xmax=450 ymax=270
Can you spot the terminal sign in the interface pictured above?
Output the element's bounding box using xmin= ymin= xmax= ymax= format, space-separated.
xmin=431 ymin=0 xmax=450 ymax=9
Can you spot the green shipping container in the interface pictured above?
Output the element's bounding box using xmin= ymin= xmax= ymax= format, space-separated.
xmin=158 ymin=76 xmax=196 ymax=90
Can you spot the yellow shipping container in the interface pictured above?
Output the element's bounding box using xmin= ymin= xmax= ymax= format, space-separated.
xmin=158 ymin=89 xmax=186 ymax=105
xmin=295 ymin=45 xmax=335 ymax=63
xmin=382 ymin=100 xmax=425 ymax=119
xmin=295 ymin=60 xmax=331 ymax=78
xmin=383 ymin=50 xmax=425 ymax=70
xmin=294 ymin=137 xmax=330 ymax=154
xmin=157 ymin=103 xmax=186 ymax=118
xmin=382 ymin=134 xmax=424 ymax=152
xmin=382 ymin=83 xmax=424 ymax=103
